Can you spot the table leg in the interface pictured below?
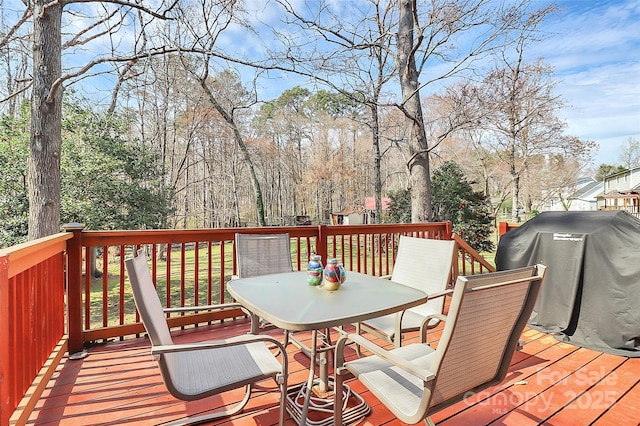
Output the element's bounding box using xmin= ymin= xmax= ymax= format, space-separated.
xmin=286 ymin=328 xmax=370 ymax=426
xmin=319 ymin=328 xmax=331 ymax=393
xmin=300 ymin=329 xmax=318 ymax=425
xmin=318 ymin=349 xmax=328 ymax=393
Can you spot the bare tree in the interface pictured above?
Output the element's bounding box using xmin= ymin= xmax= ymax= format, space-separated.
xmin=27 ymin=0 xmax=63 ymax=238
xmin=272 ymin=0 xmax=575 ymax=225
xmin=169 ymin=0 xmax=270 ymax=226
xmin=0 ymin=5 xmax=31 ymax=116
xmin=254 ymin=87 xmax=314 ymax=221
xmin=3 ymin=0 xmax=589 ymax=235
xmin=2 ymin=0 xmax=182 ymax=238
xmin=130 ymin=54 xmax=205 ymax=228
xmin=483 ymin=62 xmax=590 ymax=220
xmin=274 ymin=0 xmax=397 ymax=223
xmin=394 ymin=0 xmax=549 ymax=221
xmin=272 ymin=0 xmax=535 ymax=223
xmin=618 ymin=137 xmax=640 ymax=170
xmin=430 ymin=4 xmax=599 ymax=222
xmin=445 ymin=58 xmax=595 ymax=221
xmin=533 ymin=153 xmax=581 ymax=211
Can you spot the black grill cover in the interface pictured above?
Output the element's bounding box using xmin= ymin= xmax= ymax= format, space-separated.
xmin=496 ymin=211 xmax=640 ymax=357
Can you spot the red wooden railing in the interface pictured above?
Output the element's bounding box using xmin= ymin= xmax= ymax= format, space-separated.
xmin=0 ymin=233 xmax=70 ymax=426
xmin=3 ymin=221 xmax=497 ymax=422
xmin=498 ymin=221 xmax=521 ymax=237
xmin=452 ymin=233 xmax=495 ymax=276
xmin=65 ymin=223 xmax=456 ymax=353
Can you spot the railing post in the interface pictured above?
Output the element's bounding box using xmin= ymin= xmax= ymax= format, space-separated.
xmin=64 ymin=223 xmax=85 ymax=355
xmin=498 ymin=221 xmax=509 ymax=238
xmin=445 ymin=221 xmax=453 ymax=239
xmin=316 ymin=225 xmax=328 ymax=263
xmin=0 ymin=254 xmax=9 ymax=426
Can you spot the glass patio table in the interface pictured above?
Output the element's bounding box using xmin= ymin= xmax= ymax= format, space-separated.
xmin=228 ymin=270 xmax=428 ymax=426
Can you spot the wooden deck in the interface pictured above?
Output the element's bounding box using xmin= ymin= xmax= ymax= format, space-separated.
xmin=27 ymin=317 xmax=640 ymax=426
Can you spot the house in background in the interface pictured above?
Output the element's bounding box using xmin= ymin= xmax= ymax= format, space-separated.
xmin=331 ymin=197 xmax=392 ymax=225
xmin=599 ymin=167 xmax=640 ymax=216
xmin=330 ymin=206 xmax=365 ymax=225
xmin=571 ymin=179 xmax=604 ymax=211
xmin=530 ymin=168 xmax=640 ymax=220
xmin=364 ymin=196 xmax=391 ymax=223
xmin=541 ymin=177 xmax=603 ymax=212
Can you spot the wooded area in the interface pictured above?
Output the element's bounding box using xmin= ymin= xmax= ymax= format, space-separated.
xmin=0 ymin=0 xmax=596 ymax=245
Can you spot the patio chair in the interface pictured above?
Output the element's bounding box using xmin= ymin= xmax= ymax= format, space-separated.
xmin=125 ymin=253 xmax=289 ymax=425
xmin=356 ymin=236 xmax=456 ymax=350
xmin=334 ymin=264 xmax=546 ymax=425
xmin=234 ymin=233 xmax=293 ymax=335
xmin=235 ymin=232 xmax=293 ymax=279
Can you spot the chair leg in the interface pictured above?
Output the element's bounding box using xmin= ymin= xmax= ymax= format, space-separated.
xmin=278 ymin=374 xmax=288 ymax=426
xmin=354 ymin=323 xmax=363 ymax=357
xmin=394 ymin=334 xmax=402 ymax=348
xmin=333 ymin=369 xmax=345 ymax=426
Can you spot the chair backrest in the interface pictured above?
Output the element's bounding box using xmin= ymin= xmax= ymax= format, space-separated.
xmin=427 ymin=264 xmax=546 ymax=411
xmin=391 ymin=236 xmax=456 ymax=317
xmin=235 ymin=233 xmax=293 ymax=278
xmin=125 ymin=253 xmax=173 ymax=347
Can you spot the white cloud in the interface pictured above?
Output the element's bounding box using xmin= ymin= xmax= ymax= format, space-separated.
xmin=535 ymin=0 xmax=640 ymax=165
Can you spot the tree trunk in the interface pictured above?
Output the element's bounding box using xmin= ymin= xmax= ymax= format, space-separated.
xmin=29 ymin=0 xmax=62 ymax=239
xmin=396 ymin=0 xmax=432 ymax=223
xmin=509 ymin=107 xmax=520 ymax=222
xmin=511 ymin=174 xmax=520 ymax=222
xmin=198 ymin=79 xmax=266 ymax=226
xmin=232 ymin=173 xmax=241 ymax=226
xmin=370 ymin=103 xmax=383 ymax=224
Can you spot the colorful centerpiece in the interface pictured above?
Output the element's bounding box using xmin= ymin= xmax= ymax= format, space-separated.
xmin=307 ymin=255 xmax=323 ymax=286
xmin=323 ymin=257 xmax=346 ymax=291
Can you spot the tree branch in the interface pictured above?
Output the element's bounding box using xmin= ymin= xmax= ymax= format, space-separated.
xmin=62 ymin=0 xmax=179 ymax=20
xmin=0 ymin=8 xmax=32 ymax=51
xmin=0 ymin=82 xmax=33 ymax=104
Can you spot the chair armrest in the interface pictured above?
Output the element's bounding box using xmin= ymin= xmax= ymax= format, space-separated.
xmin=427 ymin=289 xmax=453 ymax=300
xmin=151 ymin=333 xmax=286 ymax=356
xmin=420 ymin=313 xmax=448 ymax=343
xmin=163 ymin=302 xmax=248 ymax=314
xmin=163 ymin=303 xmax=260 ymax=332
xmin=336 ymin=333 xmax=435 ymax=383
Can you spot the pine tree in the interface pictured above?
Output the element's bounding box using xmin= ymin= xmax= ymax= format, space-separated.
xmin=432 ymin=161 xmax=494 ymax=253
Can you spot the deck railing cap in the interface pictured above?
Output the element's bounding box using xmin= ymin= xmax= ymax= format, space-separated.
xmin=62 ymin=222 xmax=85 ymax=231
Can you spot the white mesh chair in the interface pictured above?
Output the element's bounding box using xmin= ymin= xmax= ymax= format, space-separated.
xmin=356 ymin=236 xmax=456 ymax=349
xmin=334 ymin=265 xmax=546 ymax=425
xmin=125 ymin=253 xmax=288 ymax=425
xmin=235 ymin=233 xmax=293 ymax=279
xmin=234 ymin=233 xmax=294 ymax=335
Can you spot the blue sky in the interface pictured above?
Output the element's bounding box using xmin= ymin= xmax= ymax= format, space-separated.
xmin=9 ymin=0 xmax=632 ymax=167
xmin=534 ymin=0 xmax=640 ymax=166
xmin=243 ymin=0 xmax=639 ymax=167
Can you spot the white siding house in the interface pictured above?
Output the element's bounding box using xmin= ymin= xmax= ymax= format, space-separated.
xmin=541 ymin=177 xmax=603 ymax=212
xmin=570 ymin=180 xmax=604 ymax=211
xmin=600 ymin=167 xmax=640 ymax=216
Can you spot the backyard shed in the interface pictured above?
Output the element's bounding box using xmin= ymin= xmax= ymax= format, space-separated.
xmin=496 ymin=210 xmax=640 ymax=357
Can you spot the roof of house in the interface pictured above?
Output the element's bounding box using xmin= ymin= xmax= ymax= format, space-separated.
xmin=364 ymin=197 xmax=391 ymax=210
xmin=571 ymin=180 xmax=603 ymax=199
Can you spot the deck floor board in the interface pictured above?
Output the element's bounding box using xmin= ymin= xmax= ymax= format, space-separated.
xmin=26 ymin=318 xmax=640 ymax=426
